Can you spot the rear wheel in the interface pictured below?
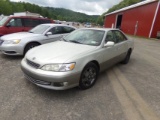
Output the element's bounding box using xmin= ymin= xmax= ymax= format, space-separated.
xmin=121 ymin=49 xmax=132 ymax=64
xmin=24 ymin=43 xmax=40 ymax=55
xmin=79 ymin=63 xmax=98 ymax=90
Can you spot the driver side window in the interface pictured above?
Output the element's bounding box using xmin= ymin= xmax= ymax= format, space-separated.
xmin=105 ymin=31 xmax=115 ymax=43
xmin=7 ymin=18 xmax=22 ymax=27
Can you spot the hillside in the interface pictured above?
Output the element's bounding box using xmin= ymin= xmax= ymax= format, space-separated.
xmin=0 ymin=0 xmax=99 ymax=23
xmin=46 ymin=7 xmax=99 ymax=23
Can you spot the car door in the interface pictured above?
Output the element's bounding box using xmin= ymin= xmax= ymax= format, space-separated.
xmin=112 ymin=30 xmax=129 ymax=61
xmin=42 ymin=26 xmax=75 ymax=44
xmin=100 ymin=30 xmax=118 ymax=71
xmin=6 ymin=18 xmax=24 ymax=34
xmin=42 ymin=26 xmax=65 ymax=44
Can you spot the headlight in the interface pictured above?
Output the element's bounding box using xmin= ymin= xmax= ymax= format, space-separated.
xmin=41 ymin=63 xmax=76 ymax=72
xmin=4 ymin=39 xmax=21 ymax=44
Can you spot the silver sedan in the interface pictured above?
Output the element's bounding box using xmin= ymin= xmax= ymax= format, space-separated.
xmin=21 ymin=28 xmax=134 ymax=90
xmin=0 ymin=24 xmax=76 ymax=55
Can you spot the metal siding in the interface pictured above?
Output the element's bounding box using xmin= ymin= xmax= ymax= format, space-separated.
xmin=104 ymin=14 xmax=116 ymax=28
xmin=105 ymin=1 xmax=158 ymax=38
xmin=152 ymin=3 xmax=160 ymax=38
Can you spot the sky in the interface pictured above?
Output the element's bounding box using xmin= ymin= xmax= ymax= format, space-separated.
xmin=10 ymin=0 xmax=122 ymax=15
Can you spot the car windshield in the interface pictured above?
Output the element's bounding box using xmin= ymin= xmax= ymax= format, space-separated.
xmin=0 ymin=16 xmax=9 ymax=26
xmin=64 ymin=29 xmax=105 ymax=46
xmin=29 ymin=24 xmax=50 ymax=34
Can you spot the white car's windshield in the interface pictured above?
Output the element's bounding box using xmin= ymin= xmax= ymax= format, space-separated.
xmin=64 ymin=29 xmax=105 ymax=46
xmin=29 ymin=25 xmax=50 ymax=34
xmin=0 ymin=17 xmax=9 ymax=26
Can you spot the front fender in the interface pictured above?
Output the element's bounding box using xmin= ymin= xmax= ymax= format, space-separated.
xmin=65 ymin=50 xmax=103 ymax=73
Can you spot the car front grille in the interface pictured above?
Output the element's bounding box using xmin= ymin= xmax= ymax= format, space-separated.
xmin=26 ymin=59 xmax=40 ymax=69
xmin=24 ymin=73 xmax=51 ymax=85
xmin=0 ymin=40 xmax=4 ymax=45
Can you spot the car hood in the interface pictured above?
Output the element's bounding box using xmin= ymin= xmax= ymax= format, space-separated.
xmin=26 ymin=41 xmax=97 ymax=64
xmin=1 ymin=32 xmax=40 ymax=40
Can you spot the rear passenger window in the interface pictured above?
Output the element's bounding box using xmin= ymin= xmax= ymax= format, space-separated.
xmin=32 ymin=19 xmax=40 ymax=27
xmin=7 ymin=18 xmax=22 ymax=27
xmin=63 ymin=26 xmax=75 ymax=33
xmin=113 ymin=30 xmax=127 ymax=43
xmin=23 ymin=19 xmax=40 ymax=27
xmin=40 ymin=19 xmax=51 ymax=24
xmin=23 ymin=19 xmax=32 ymax=27
xmin=49 ymin=26 xmax=63 ymax=34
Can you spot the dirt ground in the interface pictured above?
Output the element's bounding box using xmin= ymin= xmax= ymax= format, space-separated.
xmin=0 ymin=36 xmax=160 ymax=120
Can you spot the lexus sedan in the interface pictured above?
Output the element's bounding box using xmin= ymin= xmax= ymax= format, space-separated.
xmin=0 ymin=24 xmax=76 ymax=55
xmin=21 ymin=28 xmax=134 ymax=90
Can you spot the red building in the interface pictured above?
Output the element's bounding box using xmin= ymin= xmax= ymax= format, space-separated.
xmin=104 ymin=0 xmax=160 ymax=38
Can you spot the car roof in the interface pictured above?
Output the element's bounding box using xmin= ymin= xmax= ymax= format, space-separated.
xmin=41 ymin=23 xmax=76 ymax=28
xmin=8 ymin=16 xmax=51 ymax=20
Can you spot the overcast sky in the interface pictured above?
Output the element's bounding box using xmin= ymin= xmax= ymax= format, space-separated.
xmin=10 ymin=0 xmax=123 ymax=15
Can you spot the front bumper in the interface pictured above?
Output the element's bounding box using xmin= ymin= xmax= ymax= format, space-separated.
xmin=0 ymin=44 xmax=23 ymax=55
xmin=21 ymin=58 xmax=81 ymax=90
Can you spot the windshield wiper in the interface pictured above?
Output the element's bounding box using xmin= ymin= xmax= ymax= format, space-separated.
xmin=28 ymin=31 xmax=33 ymax=33
xmin=69 ymin=40 xmax=82 ymax=44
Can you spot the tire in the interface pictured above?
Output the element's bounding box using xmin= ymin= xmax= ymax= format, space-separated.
xmin=79 ymin=63 xmax=99 ymax=90
xmin=121 ymin=49 xmax=132 ymax=64
xmin=24 ymin=43 xmax=40 ymax=55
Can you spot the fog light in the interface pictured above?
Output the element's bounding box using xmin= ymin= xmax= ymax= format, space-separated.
xmin=53 ymin=82 xmax=68 ymax=87
xmin=63 ymin=82 xmax=68 ymax=86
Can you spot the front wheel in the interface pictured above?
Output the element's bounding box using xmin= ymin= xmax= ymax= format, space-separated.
xmin=79 ymin=63 xmax=98 ymax=90
xmin=24 ymin=43 xmax=40 ymax=55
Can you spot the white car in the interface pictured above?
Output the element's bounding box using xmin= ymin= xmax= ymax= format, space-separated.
xmin=21 ymin=28 xmax=134 ymax=90
xmin=0 ymin=24 xmax=76 ymax=55
xmin=84 ymin=23 xmax=92 ymax=28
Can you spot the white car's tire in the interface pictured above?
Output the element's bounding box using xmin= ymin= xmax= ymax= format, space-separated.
xmin=24 ymin=43 xmax=40 ymax=55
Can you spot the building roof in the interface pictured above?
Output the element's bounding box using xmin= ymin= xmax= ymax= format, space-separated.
xmin=105 ymin=0 xmax=158 ymax=16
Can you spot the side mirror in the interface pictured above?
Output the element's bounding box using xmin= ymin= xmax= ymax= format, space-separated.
xmin=6 ymin=24 xmax=11 ymax=27
xmin=104 ymin=41 xmax=115 ymax=47
xmin=45 ymin=32 xmax=52 ymax=36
